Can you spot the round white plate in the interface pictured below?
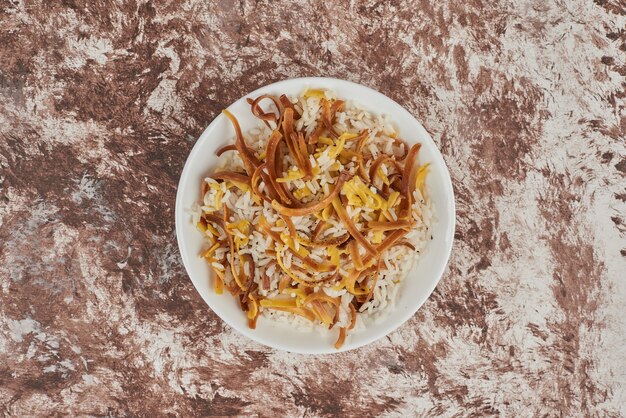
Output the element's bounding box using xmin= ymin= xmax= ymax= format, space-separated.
xmin=175 ymin=77 xmax=455 ymax=354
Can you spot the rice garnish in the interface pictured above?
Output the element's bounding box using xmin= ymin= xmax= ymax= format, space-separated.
xmin=193 ymin=89 xmax=433 ymax=349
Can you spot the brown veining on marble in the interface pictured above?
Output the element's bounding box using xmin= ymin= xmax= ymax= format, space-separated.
xmin=1 ymin=0 xmax=625 ymax=416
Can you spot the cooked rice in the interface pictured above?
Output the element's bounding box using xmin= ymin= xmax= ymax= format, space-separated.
xmin=191 ymin=89 xmax=434 ymax=348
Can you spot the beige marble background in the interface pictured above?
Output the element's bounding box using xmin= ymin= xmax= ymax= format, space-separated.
xmin=1 ymin=0 xmax=625 ymax=416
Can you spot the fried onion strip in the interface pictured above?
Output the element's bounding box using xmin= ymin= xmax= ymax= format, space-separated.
xmin=311 ymin=221 xmax=327 ymax=241
xmin=394 ymin=240 xmax=416 ymax=251
xmin=257 ymin=216 xmax=283 ymax=243
xmin=241 ymin=254 xmax=255 ymax=296
xmin=251 ymin=163 xmax=272 ymax=204
xmin=331 ymin=196 xmax=377 ymax=256
xmin=260 ymin=298 xmax=316 ymax=321
xmin=348 ymin=304 xmax=357 ymax=330
xmin=262 ymin=261 xmax=275 ymax=290
xmin=393 ymin=137 xmax=409 ymax=161
xmin=369 ymin=155 xmax=391 ymax=180
xmin=362 ymin=229 xmax=411 ymax=267
xmin=222 ymin=204 xmax=245 ymax=291
xmin=348 ymin=240 xmax=364 ymax=271
xmin=289 ymin=250 xmax=336 ymax=273
xmin=298 ymin=232 xmax=351 ymax=248
xmin=222 ymin=109 xmax=259 ymax=176
xmin=302 ymin=292 xmax=340 ymax=307
xmin=282 ymin=108 xmax=300 ymax=162
xmin=311 ymin=300 xmax=335 ymax=325
xmin=271 ymin=171 xmax=353 ymax=217
xmin=263 ymin=129 xmax=295 ymax=205
xmin=216 ymin=144 xmax=237 ymax=157
xmin=248 ymin=95 xmax=283 ymax=128
xmin=322 ymin=99 xmax=344 ymax=139
xmin=211 ymin=171 xmax=250 ymax=185
xmin=367 ymin=220 xmax=413 ymax=231
xmin=295 ymin=131 xmax=313 ymax=177
xmin=334 ymin=327 xmax=347 ymax=349
xmin=400 ymin=143 xmax=422 ymax=216
xmin=282 ymin=215 xmax=297 ymax=238
xmin=202 ymin=91 xmax=431 ymax=351
xmin=279 ymin=94 xmax=300 ymax=119
xmin=308 ymin=122 xmax=326 ymax=146
xmin=355 ymin=129 xmax=371 ymax=153
xmin=364 ymin=259 xmax=383 ymax=303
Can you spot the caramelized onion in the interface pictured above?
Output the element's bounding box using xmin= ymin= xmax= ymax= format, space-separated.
xmin=211 ymin=171 xmax=250 ymax=185
xmin=343 ymin=267 xmax=375 ymax=295
xmin=400 ymin=143 xmax=422 ymax=213
xmin=241 ymin=254 xmax=256 ymax=298
xmin=322 ymin=99 xmax=344 ymax=139
xmin=388 ymin=172 xmax=402 ymax=189
xmin=275 ymin=246 xmax=332 ymax=288
xmin=279 ymin=94 xmax=300 ymax=119
xmin=248 ymin=316 xmax=258 ymax=329
xmin=334 ymin=327 xmax=347 ymax=349
xmin=310 ymin=300 xmax=335 ymax=325
xmin=364 ymin=259 xmax=383 ymax=303
xmin=295 ymin=131 xmax=313 ymax=177
xmin=401 ymin=143 xmax=422 ymax=194
xmin=226 ymin=282 xmax=240 ymax=296
xmin=308 ymin=121 xmax=326 ymax=146
xmin=394 ymin=240 xmax=416 ymax=251
xmin=357 ymin=159 xmax=370 ymax=183
xmin=271 ymin=171 xmax=353 ymax=217
xmin=321 ymin=99 xmax=335 ymax=138
xmin=261 ymin=261 xmax=275 ymax=290
xmin=331 ymin=305 xmax=340 ymax=329
xmin=264 ymin=130 xmax=294 ymax=205
xmin=368 ymin=155 xmax=391 ymax=179
xmin=367 ymin=220 xmax=413 ymax=231
xmin=251 ymin=163 xmax=272 ymax=204
xmin=393 ymin=137 xmax=409 ymax=161
xmin=300 ymin=233 xmax=350 ymax=248
xmin=348 ymin=240 xmax=364 ymax=270
xmin=311 ymin=220 xmax=327 ymax=241
xmin=222 ymin=109 xmax=260 ymax=176
xmin=278 ymin=275 xmax=291 ymax=293
xmin=257 ymin=216 xmax=283 ymax=243
xmin=282 ymin=215 xmax=297 ymax=238
xmin=348 ymin=304 xmax=357 ymax=330
xmin=368 ymin=155 xmax=393 ymax=185
xmin=282 ymin=108 xmax=298 ymax=158
xmin=331 ymin=197 xmax=377 ymax=256
xmin=303 ymin=292 xmax=340 ymax=307
xmin=216 ymin=144 xmax=237 ymax=157
xmin=260 ymin=298 xmax=316 ymax=321
xmin=347 ymin=130 xmax=369 ymax=143
xmin=289 ymin=250 xmax=337 ymax=273
xmin=362 ymin=229 xmax=410 ymax=267
xmin=248 ymin=95 xmax=283 ymax=128
xmin=202 ymin=213 xmax=226 ymax=230
xmin=355 ymin=129 xmax=370 ymax=153
xmin=222 ymin=205 xmax=244 ymax=290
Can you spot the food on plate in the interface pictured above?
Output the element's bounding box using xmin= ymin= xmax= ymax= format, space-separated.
xmin=191 ymin=89 xmax=433 ymax=349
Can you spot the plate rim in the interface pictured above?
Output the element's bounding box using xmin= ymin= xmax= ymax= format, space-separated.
xmin=175 ymin=76 xmax=456 ymax=354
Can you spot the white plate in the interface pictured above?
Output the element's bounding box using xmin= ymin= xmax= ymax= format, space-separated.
xmin=175 ymin=77 xmax=455 ymax=354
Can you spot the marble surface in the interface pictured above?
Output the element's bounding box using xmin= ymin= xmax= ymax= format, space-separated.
xmin=1 ymin=0 xmax=625 ymax=416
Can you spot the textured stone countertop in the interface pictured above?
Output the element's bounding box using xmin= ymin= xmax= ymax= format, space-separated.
xmin=1 ymin=1 xmax=625 ymax=416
